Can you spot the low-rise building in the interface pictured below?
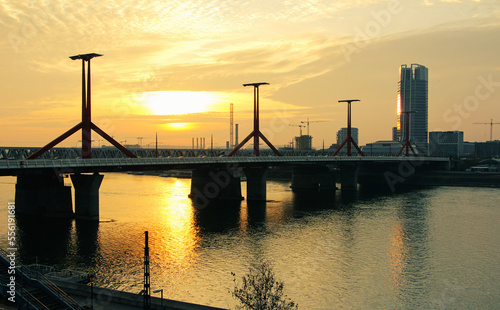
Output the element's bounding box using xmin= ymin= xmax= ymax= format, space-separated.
xmin=361 ymin=140 xmax=403 ymax=156
xmin=429 ymin=131 xmax=464 ymax=158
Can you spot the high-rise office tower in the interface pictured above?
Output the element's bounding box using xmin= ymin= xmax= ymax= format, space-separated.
xmin=397 ymin=64 xmax=428 ymax=155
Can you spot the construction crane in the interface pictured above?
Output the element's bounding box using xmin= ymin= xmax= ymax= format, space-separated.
xmin=289 ymin=124 xmax=305 ymax=136
xmin=300 ymin=118 xmax=328 ymax=136
xmin=474 ymin=119 xmax=500 ymax=141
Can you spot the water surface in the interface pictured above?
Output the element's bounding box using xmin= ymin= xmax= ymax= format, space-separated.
xmin=0 ymin=173 xmax=499 ymax=309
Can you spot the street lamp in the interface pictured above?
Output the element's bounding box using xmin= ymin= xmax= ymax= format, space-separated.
xmin=153 ymin=289 xmax=164 ymax=310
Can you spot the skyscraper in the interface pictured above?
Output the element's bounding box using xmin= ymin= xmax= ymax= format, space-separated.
xmin=397 ymin=64 xmax=428 ymax=155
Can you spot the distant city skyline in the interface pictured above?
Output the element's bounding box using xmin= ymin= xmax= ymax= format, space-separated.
xmin=0 ymin=1 xmax=499 ymax=148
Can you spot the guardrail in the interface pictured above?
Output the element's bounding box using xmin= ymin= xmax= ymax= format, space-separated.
xmin=0 ymin=156 xmax=450 ymax=176
xmin=26 ymin=267 xmax=86 ymax=310
xmin=18 ymin=287 xmax=51 ymax=310
xmin=0 ymin=247 xmax=86 ymax=310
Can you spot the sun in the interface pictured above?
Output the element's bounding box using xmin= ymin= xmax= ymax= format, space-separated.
xmin=165 ymin=122 xmax=191 ymax=130
xmin=141 ymin=91 xmax=216 ymax=115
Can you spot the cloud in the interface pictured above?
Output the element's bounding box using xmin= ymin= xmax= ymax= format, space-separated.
xmin=2 ymin=0 xmax=500 ymax=146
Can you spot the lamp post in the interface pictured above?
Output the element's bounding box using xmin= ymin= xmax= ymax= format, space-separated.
xmin=153 ymin=289 xmax=163 ymax=310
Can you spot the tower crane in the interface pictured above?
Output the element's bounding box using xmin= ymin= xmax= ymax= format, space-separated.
xmin=300 ymin=118 xmax=328 ymax=136
xmin=474 ymin=119 xmax=500 ymax=141
xmin=289 ymin=124 xmax=305 ymax=136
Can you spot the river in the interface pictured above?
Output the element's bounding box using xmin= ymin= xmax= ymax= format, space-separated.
xmin=1 ymin=173 xmax=499 ymax=309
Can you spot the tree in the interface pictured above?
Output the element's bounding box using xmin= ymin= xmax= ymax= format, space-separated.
xmin=230 ymin=262 xmax=298 ymax=310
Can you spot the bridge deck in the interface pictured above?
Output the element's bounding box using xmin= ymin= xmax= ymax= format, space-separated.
xmin=0 ymin=156 xmax=449 ymax=176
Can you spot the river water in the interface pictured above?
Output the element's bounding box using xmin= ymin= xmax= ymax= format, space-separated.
xmin=1 ymin=173 xmax=499 ymax=309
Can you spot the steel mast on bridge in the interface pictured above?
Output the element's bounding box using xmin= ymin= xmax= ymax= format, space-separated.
xmin=228 ymin=83 xmax=282 ymax=156
xmin=397 ymin=111 xmax=418 ymax=157
xmin=27 ymin=53 xmax=136 ymax=159
xmin=333 ymin=99 xmax=364 ymax=156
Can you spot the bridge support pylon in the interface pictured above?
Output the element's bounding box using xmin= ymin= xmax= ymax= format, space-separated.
xmin=71 ymin=173 xmax=104 ymax=221
xmin=189 ymin=168 xmax=243 ymax=210
xmin=338 ymin=164 xmax=359 ymax=191
xmin=244 ymin=167 xmax=268 ymax=201
xmin=291 ymin=165 xmax=336 ymax=193
xmin=15 ymin=171 xmax=73 ymax=218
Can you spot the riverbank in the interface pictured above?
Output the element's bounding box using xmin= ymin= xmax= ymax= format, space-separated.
xmin=410 ymin=171 xmax=500 ymax=187
xmin=53 ymin=279 xmax=228 ymax=310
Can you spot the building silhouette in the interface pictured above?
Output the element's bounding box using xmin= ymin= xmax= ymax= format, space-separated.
xmin=475 ymin=141 xmax=500 ymax=158
xmin=337 ymin=127 xmax=359 ymax=145
xmin=429 ymin=131 xmax=464 ymax=158
xmin=362 ymin=140 xmax=402 ymax=156
xmin=397 ymin=64 xmax=428 ymax=155
xmin=294 ymin=135 xmax=312 ymax=150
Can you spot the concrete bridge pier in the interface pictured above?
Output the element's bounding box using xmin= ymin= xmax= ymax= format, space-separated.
xmin=15 ymin=171 xmax=73 ymax=218
xmin=338 ymin=164 xmax=359 ymax=191
xmin=71 ymin=173 xmax=104 ymax=221
xmin=189 ymin=167 xmax=243 ymax=209
xmin=291 ymin=165 xmax=336 ymax=193
xmin=244 ymin=167 xmax=268 ymax=201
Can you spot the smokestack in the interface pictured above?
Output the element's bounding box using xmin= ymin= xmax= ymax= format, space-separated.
xmin=235 ymin=124 xmax=239 ymax=146
xmin=230 ymin=103 xmax=234 ymax=148
xmin=192 ymin=137 xmax=194 ymax=149
xmin=196 ymin=138 xmax=199 ymax=149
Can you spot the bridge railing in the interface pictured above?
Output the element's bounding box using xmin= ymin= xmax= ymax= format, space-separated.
xmin=0 ymin=156 xmax=450 ymax=176
xmin=0 ymin=155 xmax=448 ymax=165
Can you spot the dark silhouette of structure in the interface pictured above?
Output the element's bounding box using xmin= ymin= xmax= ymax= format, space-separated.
xmin=397 ymin=111 xmax=418 ymax=157
xmin=333 ymin=99 xmax=364 ymax=156
xmin=228 ymin=83 xmax=282 ymax=156
xmin=143 ymin=231 xmax=151 ymax=310
xmin=27 ymin=53 xmax=136 ymax=159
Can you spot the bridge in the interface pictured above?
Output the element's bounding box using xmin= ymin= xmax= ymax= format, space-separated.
xmin=2 ymin=54 xmax=451 ymax=221
xmin=1 ymin=150 xmax=450 ymax=221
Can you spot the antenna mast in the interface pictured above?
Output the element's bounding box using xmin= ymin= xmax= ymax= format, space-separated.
xmin=143 ymin=231 xmax=150 ymax=310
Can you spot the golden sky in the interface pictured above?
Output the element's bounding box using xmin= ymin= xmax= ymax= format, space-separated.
xmin=1 ymin=0 xmax=499 ymax=148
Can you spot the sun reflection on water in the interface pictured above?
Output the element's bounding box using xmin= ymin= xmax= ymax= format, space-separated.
xmin=152 ymin=179 xmax=201 ymax=273
xmin=389 ymin=222 xmax=408 ymax=295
